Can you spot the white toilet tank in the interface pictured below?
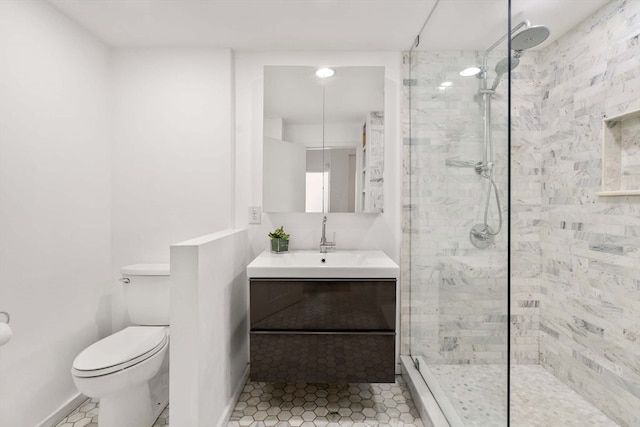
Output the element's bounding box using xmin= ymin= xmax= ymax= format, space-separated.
xmin=121 ymin=264 xmax=170 ymax=326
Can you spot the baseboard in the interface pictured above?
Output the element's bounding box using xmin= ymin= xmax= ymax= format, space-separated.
xmin=36 ymin=393 xmax=87 ymax=427
xmin=216 ymin=364 xmax=250 ymax=427
xmin=400 ymin=356 xmax=452 ymax=427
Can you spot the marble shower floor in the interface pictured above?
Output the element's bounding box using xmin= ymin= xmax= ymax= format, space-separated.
xmin=429 ymin=364 xmax=619 ymax=427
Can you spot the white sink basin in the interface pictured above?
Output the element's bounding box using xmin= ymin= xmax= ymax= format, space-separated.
xmin=247 ymin=250 xmax=399 ymax=279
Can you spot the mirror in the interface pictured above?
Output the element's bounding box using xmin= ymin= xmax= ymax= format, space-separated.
xmin=263 ymin=66 xmax=385 ymax=213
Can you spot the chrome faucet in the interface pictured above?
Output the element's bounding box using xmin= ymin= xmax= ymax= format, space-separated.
xmin=319 ymin=215 xmax=336 ymax=253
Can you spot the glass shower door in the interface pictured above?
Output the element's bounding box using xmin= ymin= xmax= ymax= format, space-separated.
xmin=403 ymin=9 xmax=511 ymax=425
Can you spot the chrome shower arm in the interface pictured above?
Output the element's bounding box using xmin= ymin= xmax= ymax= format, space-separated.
xmin=483 ymin=19 xmax=531 ymax=57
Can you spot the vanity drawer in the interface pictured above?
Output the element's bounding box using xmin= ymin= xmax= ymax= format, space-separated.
xmin=250 ymin=332 xmax=395 ymax=383
xmin=250 ymin=279 xmax=396 ymax=331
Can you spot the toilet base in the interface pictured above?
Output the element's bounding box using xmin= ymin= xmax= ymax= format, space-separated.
xmin=148 ymin=352 xmax=170 ymax=422
xmin=99 ymin=382 xmax=154 ymax=427
xmin=98 ymin=358 xmax=169 ymax=427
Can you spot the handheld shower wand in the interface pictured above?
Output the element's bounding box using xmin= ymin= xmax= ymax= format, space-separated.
xmin=469 ymin=20 xmax=549 ymax=249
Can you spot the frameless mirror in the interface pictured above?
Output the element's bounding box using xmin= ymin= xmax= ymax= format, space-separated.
xmin=263 ymin=66 xmax=385 ymax=213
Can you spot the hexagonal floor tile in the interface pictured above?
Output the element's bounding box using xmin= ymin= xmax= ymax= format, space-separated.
xmin=54 ymin=376 xmax=427 ymax=427
xmin=227 ymin=376 xmax=427 ymax=426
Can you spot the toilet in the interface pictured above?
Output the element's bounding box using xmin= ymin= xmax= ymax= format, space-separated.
xmin=71 ymin=264 xmax=170 ymax=427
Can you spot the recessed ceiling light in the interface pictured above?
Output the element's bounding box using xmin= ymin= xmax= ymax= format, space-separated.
xmin=439 ymin=81 xmax=453 ymax=87
xmin=315 ymin=67 xmax=335 ymax=78
xmin=459 ymin=67 xmax=482 ymax=77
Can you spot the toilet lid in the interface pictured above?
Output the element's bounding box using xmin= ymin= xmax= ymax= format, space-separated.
xmin=73 ymin=326 xmax=167 ymax=375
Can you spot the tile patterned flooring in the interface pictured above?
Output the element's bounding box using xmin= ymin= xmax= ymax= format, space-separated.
xmin=54 ymin=366 xmax=620 ymax=427
xmin=228 ymin=376 xmax=426 ymax=427
xmin=53 ymin=399 xmax=99 ymax=427
xmin=53 ymin=376 xmax=425 ymax=427
xmin=53 ymin=399 xmax=169 ymax=427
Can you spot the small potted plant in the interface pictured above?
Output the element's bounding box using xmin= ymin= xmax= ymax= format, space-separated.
xmin=268 ymin=225 xmax=290 ymax=253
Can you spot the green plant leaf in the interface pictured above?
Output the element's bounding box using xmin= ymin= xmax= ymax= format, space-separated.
xmin=268 ymin=225 xmax=289 ymax=240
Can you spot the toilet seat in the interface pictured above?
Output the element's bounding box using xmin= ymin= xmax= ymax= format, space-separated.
xmin=72 ymin=326 xmax=167 ymax=378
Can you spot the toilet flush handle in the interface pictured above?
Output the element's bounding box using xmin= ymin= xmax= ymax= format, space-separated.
xmin=119 ymin=278 xmax=130 ymax=284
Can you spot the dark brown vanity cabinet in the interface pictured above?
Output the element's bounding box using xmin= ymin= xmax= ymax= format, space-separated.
xmin=249 ymin=279 xmax=396 ymax=383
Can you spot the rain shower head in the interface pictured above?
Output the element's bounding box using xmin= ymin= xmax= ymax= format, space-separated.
xmin=473 ymin=20 xmax=550 ymax=91
xmin=483 ymin=20 xmax=550 ymax=57
xmin=511 ymin=25 xmax=550 ymax=51
xmin=486 ymin=23 xmax=549 ymax=90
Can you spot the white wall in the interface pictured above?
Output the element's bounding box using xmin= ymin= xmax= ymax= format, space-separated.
xmin=264 ymin=117 xmax=283 ymax=139
xmin=0 ymin=11 xmax=401 ymax=426
xmin=0 ymin=5 xmax=238 ymax=424
xmin=170 ymin=229 xmax=249 ymax=427
xmin=284 ymin=122 xmax=362 ymax=148
xmin=0 ymin=1 xmax=112 ymax=426
xmin=263 ymin=138 xmax=306 ymax=212
xmin=111 ymin=48 xmax=233 ymax=269
xmin=110 ymin=48 xmax=234 ymax=327
xmin=234 ymin=52 xmax=402 ymax=260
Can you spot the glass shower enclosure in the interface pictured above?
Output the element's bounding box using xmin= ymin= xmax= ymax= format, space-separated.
xmin=403 ymin=3 xmax=511 ymax=425
xmin=403 ymin=0 xmax=640 ymax=426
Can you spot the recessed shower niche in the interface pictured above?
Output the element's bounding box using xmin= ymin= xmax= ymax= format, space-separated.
xmin=598 ymin=108 xmax=640 ymax=196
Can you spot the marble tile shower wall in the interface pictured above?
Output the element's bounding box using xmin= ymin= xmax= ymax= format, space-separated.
xmin=535 ymin=1 xmax=639 ymax=425
xmin=510 ymin=51 xmax=544 ymax=365
xmin=401 ymin=50 xmax=510 ymax=364
xmin=402 ymin=1 xmax=639 ymax=424
xmin=367 ymin=111 xmax=385 ymax=212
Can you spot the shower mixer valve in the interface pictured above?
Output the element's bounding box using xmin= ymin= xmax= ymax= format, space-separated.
xmin=474 ymin=161 xmax=493 ymax=175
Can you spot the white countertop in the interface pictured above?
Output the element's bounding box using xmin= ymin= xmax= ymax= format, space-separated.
xmin=247 ymin=249 xmax=399 ymax=279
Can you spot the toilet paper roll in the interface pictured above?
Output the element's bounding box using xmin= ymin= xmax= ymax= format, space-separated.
xmin=0 ymin=322 xmax=13 ymax=346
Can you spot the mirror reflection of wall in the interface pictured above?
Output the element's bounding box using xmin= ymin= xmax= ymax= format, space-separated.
xmin=305 ymin=149 xmax=327 ymax=212
xmin=263 ymin=66 xmax=385 ymax=213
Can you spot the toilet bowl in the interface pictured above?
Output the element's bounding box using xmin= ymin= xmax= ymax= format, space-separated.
xmin=71 ymin=263 xmax=171 ymax=427
xmin=72 ymin=326 xmax=169 ymax=427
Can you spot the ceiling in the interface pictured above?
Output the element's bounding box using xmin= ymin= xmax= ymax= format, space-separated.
xmin=264 ymin=66 xmax=384 ymax=125
xmin=44 ymin=0 xmax=611 ymax=129
xmin=47 ymin=0 xmax=611 ymax=51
